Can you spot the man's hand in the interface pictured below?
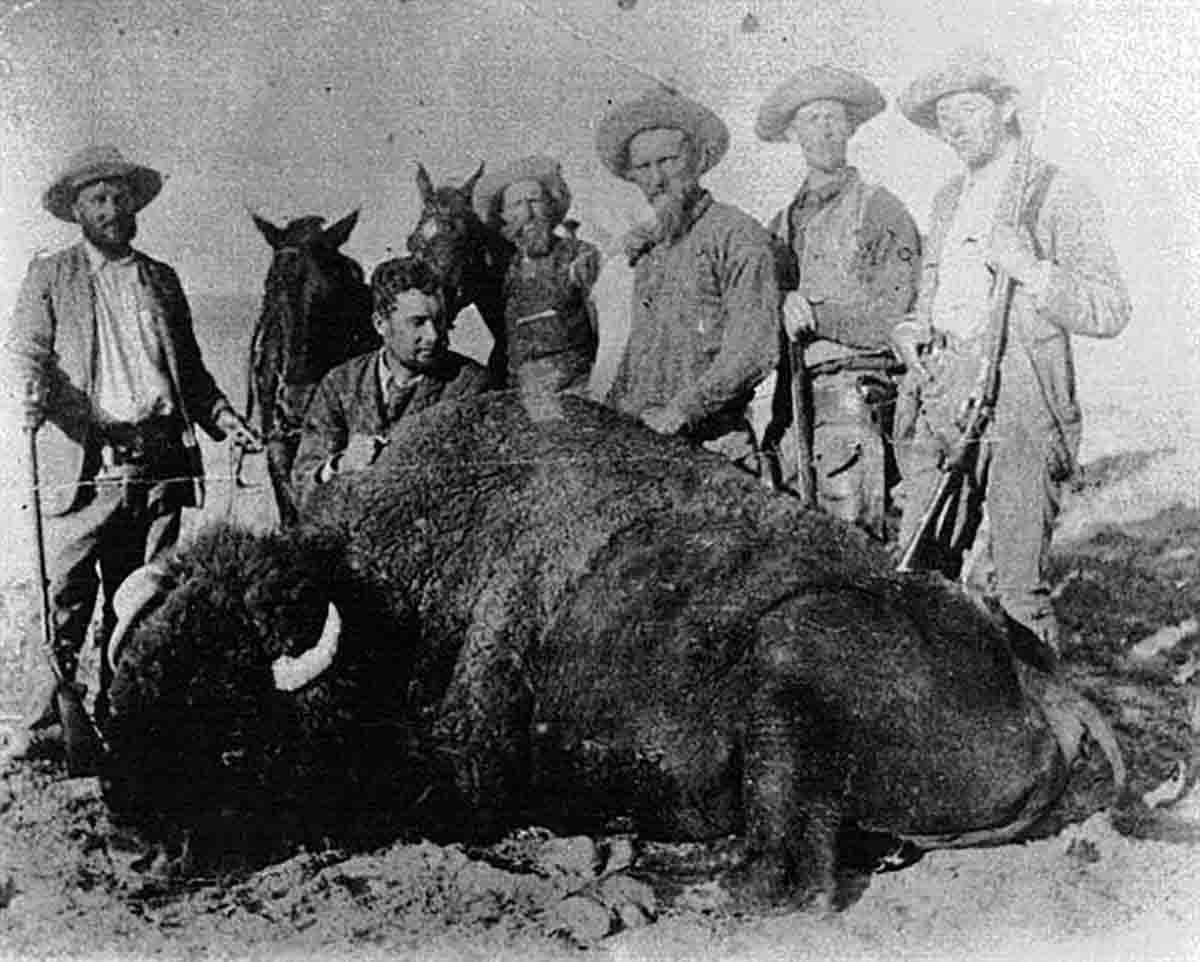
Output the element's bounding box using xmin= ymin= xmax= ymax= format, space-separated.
xmin=19 ymin=376 xmax=47 ymax=432
xmin=890 ymin=323 xmax=931 ymax=384
xmin=782 ymin=293 xmax=816 ymax=342
xmin=640 ymin=404 xmax=687 ymax=436
xmin=567 ymin=244 xmax=602 ymax=290
xmin=622 ymin=222 xmax=659 ymax=266
xmin=986 ymin=224 xmax=1042 ymax=285
xmin=215 ymin=406 xmax=263 ymax=452
xmin=336 ymin=433 xmax=388 ymax=474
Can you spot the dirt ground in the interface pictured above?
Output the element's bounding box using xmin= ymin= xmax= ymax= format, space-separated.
xmin=0 ymin=445 xmax=1197 ymax=962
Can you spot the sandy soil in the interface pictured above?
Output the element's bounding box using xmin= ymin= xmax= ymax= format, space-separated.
xmin=0 ymin=440 xmax=1197 ymax=962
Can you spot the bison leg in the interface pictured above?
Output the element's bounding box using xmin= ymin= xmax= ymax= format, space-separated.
xmin=433 ymin=566 xmax=538 ymax=836
xmin=739 ymin=623 xmax=846 ymax=911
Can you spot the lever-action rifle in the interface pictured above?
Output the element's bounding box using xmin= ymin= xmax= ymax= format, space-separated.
xmin=897 ymin=90 xmax=1045 ymax=575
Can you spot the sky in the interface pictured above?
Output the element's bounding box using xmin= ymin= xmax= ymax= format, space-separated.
xmin=0 ymin=0 xmax=1197 ymax=453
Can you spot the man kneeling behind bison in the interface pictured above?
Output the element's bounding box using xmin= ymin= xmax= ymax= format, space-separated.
xmin=102 ymin=392 xmax=1124 ymax=908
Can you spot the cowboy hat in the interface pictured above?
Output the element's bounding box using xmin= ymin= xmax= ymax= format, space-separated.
xmin=473 ymin=155 xmax=572 ymax=226
xmin=41 ymin=145 xmax=163 ymax=223
xmin=899 ymin=47 xmax=1018 ymax=131
xmin=595 ymin=87 xmax=730 ymax=179
xmin=755 ymin=65 xmax=886 ymax=142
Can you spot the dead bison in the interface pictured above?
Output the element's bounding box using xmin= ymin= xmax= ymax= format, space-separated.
xmin=103 ymin=393 xmax=1124 ymax=906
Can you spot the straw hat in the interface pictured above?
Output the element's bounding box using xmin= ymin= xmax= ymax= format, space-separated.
xmin=899 ymin=47 xmax=1017 ymax=131
xmin=41 ymin=145 xmax=163 ymax=223
xmin=595 ymin=87 xmax=730 ymax=179
xmin=755 ymin=65 xmax=886 ymax=141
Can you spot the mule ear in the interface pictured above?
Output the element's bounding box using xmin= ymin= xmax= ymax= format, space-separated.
xmin=461 ymin=161 xmax=485 ymax=199
xmin=324 ymin=210 xmax=359 ymax=249
xmin=415 ymin=163 xmax=435 ymax=204
xmin=251 ymin=213 xmax=287 ymax=250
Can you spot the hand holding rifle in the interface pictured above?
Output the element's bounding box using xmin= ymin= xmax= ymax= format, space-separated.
xmin=896 ymin=89 xmax=1046 ymax=575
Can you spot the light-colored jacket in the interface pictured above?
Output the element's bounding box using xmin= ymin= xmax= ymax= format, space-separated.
xmin=903 ymin=157 xmax=1131 ymax=474
xmin=5 ymin=242 xmax=233 ymax=515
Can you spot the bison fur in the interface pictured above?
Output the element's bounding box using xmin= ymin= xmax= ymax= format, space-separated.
xmin=104 ymin=393 xmax=1124 ymax=906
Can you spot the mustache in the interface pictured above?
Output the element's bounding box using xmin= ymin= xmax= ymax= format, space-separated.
xmin=502 ymin=216 xmax=556 ymax=256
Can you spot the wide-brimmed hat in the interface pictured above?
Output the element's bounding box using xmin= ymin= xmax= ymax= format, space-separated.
xmin=473 ymin=156 xmax=572 ymax=226
xmin=899 ymin=47 xmax=1018 ymax=131
xmin=42 ymin=145 xmax=163 ymax=223
xmin=755 ymin=65 xmax=886 ymax=142
xmin=595 ymin=87 xmax=730 ymax=180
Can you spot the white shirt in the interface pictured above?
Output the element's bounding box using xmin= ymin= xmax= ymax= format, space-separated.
xmin=85 ymin=241 xmax=175 ymax=424
xmin=930 ymin=141 xmax=1019 ymax=341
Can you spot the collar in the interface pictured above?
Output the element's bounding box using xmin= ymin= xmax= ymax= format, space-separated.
xmin=377 ymin=349 xmax=425 ymax=394
xmin=680 ymin=188 xmax=714 ymax=235
xmin=82 ymin=239 xmax=138 ymax=274
xmin=794 ymin=166 xmax=858 ymax=210
xmin=963 ymin=138 xmax=1018 ymax=193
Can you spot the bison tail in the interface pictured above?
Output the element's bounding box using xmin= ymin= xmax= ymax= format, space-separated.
xmin=1031 ymin=669 xmax=1128 ymax=807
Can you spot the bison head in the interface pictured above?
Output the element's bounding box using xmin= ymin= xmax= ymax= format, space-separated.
xmin=102 ymin=523 xmax=352 ymax=854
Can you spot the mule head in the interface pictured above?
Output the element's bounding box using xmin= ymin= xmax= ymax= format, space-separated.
xmin=406 ymin=162 xmax=492 ymax=282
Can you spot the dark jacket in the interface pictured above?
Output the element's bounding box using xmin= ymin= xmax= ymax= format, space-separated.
xmin=292 ymin=348 xmax=491 ymax=505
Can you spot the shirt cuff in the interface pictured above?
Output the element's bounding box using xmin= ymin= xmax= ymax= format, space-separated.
xmin=318 ymin=457 xmax=339 ymax=485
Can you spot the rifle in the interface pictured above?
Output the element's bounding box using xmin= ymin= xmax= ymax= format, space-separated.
xmin=25 ymin=424 xmax=105 ymax=776
xmin=789 ymin=334 xmax=818 ymax=508
xmin=897 ymin=102 xmax=1043 ymax=574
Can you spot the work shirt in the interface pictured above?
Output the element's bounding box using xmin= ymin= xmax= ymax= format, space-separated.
xmin=607 ymin=192 xmax=780 ymax=440
xmin=929 ymin=141 xmax=1019 ymax=341
xmin=85 ymin=241 xmax=175 ymax=425
xmin=769 ymin=167 xmax=920 ymax=367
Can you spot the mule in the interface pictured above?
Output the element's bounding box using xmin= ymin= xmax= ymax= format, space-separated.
xmin=405 ymin=163 xmax=511 ymax=383
xmin=248 ymin=211 xmax=378 ymax=527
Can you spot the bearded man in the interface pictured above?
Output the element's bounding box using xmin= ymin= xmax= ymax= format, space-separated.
xmin=596 ymin=87 xmax=781 ymax=471
xmin=2 ymin=146 xmax=261 ymax=764
xmin=475 ymin=156 xmax=602 ymax=394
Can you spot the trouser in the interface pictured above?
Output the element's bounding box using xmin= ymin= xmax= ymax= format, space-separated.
xmin=20 ymin=472 xmax=182 ymax=734
xmin=894 ymin=344 xmax=1066 ymax=648
xmin=762 ymin=368 xmax=897 ymax=540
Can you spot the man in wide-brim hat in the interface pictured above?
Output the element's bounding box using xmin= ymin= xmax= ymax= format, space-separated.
xmin=892 ymin=48 xmax=1131 ymax=655
xmin=40 ymin=145 xmax=165 ymax=223
xmin=596 ymin=86 xmax=780 ymax=473
xmin=2 ymin=145 xmax=261 ymax=767
xmin=754 ymin=65 xmax=921 ymax=541
xmin=473 ymin=156 xmax=602 ymax=395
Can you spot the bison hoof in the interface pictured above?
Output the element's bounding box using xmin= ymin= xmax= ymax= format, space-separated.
xmin=726 ymin=854 xmax=835 ymax=915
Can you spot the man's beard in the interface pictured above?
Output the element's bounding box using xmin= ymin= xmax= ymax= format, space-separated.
xmin=81 ymin=214 xmax=137 ymax=255
xmin=649 ymin=184 xmax=702 ymax=247
xmin=502 ymin=215 xmax=556 ymax=258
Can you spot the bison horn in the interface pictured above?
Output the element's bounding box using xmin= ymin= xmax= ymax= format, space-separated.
xmin=108 ymin=561 xmax=177 ymax=673
xmin=271 ymin=602 xmax=343 ymax=692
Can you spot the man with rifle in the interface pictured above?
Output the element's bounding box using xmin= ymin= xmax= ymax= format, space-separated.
xmin=2 ymin=146 xmax=261 ymax=769
xmin=755 ymin=66 xmax=921 ymax=538
xmin=893 ymin=49 xmax=1130 ymax=654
